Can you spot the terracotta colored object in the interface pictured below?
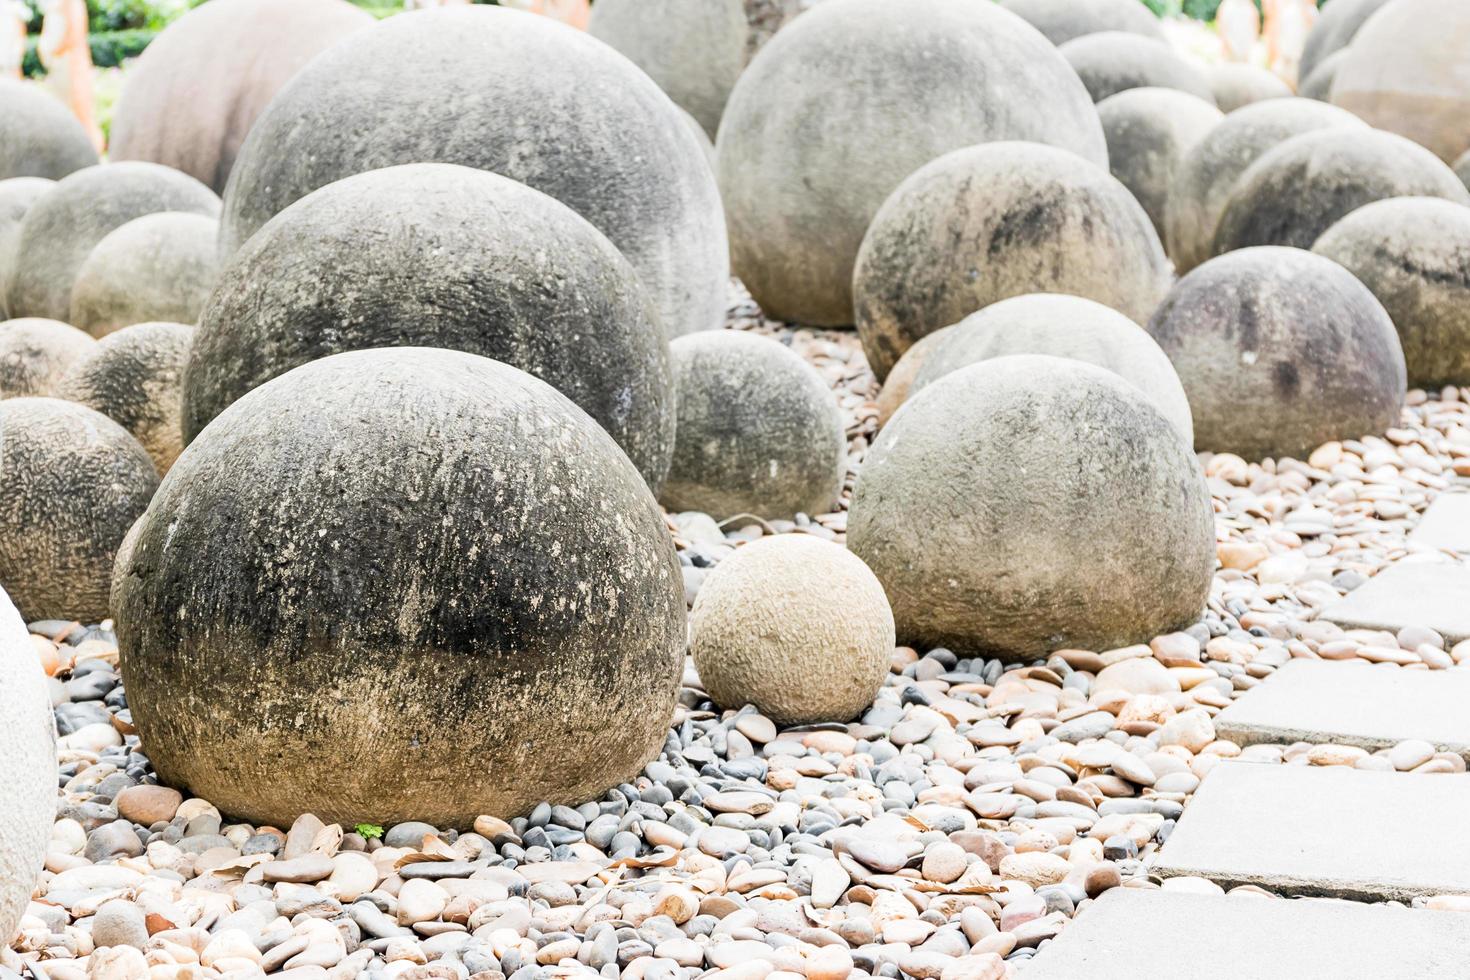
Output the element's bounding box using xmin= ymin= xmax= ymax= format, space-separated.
xmin=1261 ymin=0 xmax=1316 ymax=86
xmin=37 ymin=0 xmax=99 ymax=150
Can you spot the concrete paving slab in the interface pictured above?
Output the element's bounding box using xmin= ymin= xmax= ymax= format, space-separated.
xmin=1150 ymin=763 xmax=1470 ymax=901
xmin=1410 ymin=492 xmax=1470 ymax=553
xmin=1318 ymin=561 xmax=1470 ymax=643
xmin=1021 ymin=889 xmax=1470 ymax=980
xmin=1213 ymin=659 xmax=1470 ymax=759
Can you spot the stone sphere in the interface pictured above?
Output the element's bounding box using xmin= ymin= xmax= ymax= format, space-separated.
xmin=876 ymin=327 xmax=954 ymax=429
xmin=1330 ymin=0 xmax=1470 ymax=163
xmin=1098 ymin=87 xmax=1223 ymax=240
xmin=1059 ymin=32 xmax=1215 ymax=104
xmin=0 ymin=79 xmax=98 ymax=181
xmin=998 ymin=0 xmax=1164 ymax=45
xmin=1456 ymin=149 xmax=1470 ymax=191
xmin=69 ymin=213 xmax=219 ymax=339
xmin=109 ymin=0 xmax=373 ymax=193
xmin=848 ymin=355 xmax=1213 ymax=659
xmin=6 ymin=163 xmax=220 ymax=323
xmin=717 ymin=0 xmax=1107 ymax=327
xmin=1164 ymin=98 xmax=1365 ymax=274
xmin=1213 ymin=127 xmax=1470 ymax=255
xmin=1145 ymin=247 xmax=1406 ymax=460
xmin=1300 ymin=0 xmax=1389 ymax=82
xmin=61 ymin=322 xmax=195 ymax=474
xmin=187 ymin=164 xmax=674 ymax=489
xmin=0 ymin=587 xmax=55 ymax=947
xmin=854 ymin=142 xmax=1171 ymax=381
xmin=588 ymin=0 xmax=748 ymax=139
xmin=690 ymin=534 xmax=893 ymax=725
xmin=907 ymin=294 xmax=1194 ymax=447
xmin=0 ymin=398 xmax=158 ymax=622
xmin=1299 ymin=47 xmax=1349 ymax=101
xmin=0 ymin=178 xmax=52 ymax=320
xmin=1312 ymin=197 xmax=1470 ymax=389
xmin=0 ymin=318 xmax=95 ymax=398
xmin=115 ymin=348 xmax=685 ymax=828
xmin=661 ymin=331 xmax=844 ymax=520
xmin=221 ymin=6 xmax=726 ymax=341
xmin=1207 ymin=64 xmax=1291 ymax=113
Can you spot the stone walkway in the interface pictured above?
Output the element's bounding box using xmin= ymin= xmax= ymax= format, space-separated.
xmin=1319 ymin=561 xmax=1470 ymax=642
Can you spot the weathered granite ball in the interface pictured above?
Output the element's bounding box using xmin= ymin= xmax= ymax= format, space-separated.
xmin=854 ymin=141 xmax=1171 ymax=381
xmin=0 ymin=318 xmax=95 ymax=398
xmin=1299 ymin=48 xmax=1348 ymax=101
xmin=116 ymin=347 xmax=684 ymax=827
xmin=61 ymin=322 xmax=195 ymax=474
xmin=691 ymin=534 xmax=893 ymax=725
xmin=1207 ymin=64 xmax=1291 ymax=113
xmin=661 ymin=330 xmax=843 ymax=520
xmin=717 ymin=0 xmax=1106 ymax=327
xmin=876 ymin=327 xmax=954 ymax=429
xmin=1145 ymin=247 xmax=1406 ymax=460
xmin=187 ymin=164 xmax=674 ymax=489
xmin=1164 ymin=97 xmax=1365 ymax=274
xmin=0 ymin=587 xmax=55 ymax=947
xmin=0 ymin=398 xmax=158 ymax=622
xmin=1457 ymin=149 xmax=1470 ymax=192
xmin=1059 ymin=32 xmax=1215 ymax=104
xmin=1098 ymin=87 xmax=1223 ymax=240
xmin=907 ymin=294 xmax=1194 ymax=446
xmin=1213 ymin=128 xmax=1470 ymax=254
xmin=69 ymin=213 xmax=219 ymax=339
xmin=848 ymin=355 xmax=1213 ymax=659
xmin=0 ymin=178 xmax=52 ymax=319
xmin=999 ymin=0 xmax=1163 ymax=45
xmin=108 ymin=0 xmax=373 ymax=193
xmin=1300 ymin=0 xmax=1389 ymax=82
xmin=6 ymin=163 xmax=220 ymax=322
xmin=1313 ymin=197 xmax=1470 ymax=389
xmin=221 ymin=6 xmax=726 ymax=340
xmin=0 ymin=79 xmax=98 ymax=181
xmin=588 ymin=0 xmax=747 ymax=139
xmin=1330 ymin=0 xmax=1470 ymax=163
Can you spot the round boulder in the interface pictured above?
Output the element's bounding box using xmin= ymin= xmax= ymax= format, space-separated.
xmin=876 ymin=327 xmax=954 ymax=429
xmin=0 ymin=587 xmax=55 ymax=946
xmin=0 ymin=318 xmax=95 ymax=398
xmin=690 ymin=534 xmax=893 ymax=725
xmin=108 ymin=0 xmax=373 ymax=193
xmin=115 ymin=347 xmax=685 ymax=827
xmin=6 ymin=163 xmax=220 ymax=323
xmin=854 ymin=141 xmax=1171 ymax=381
xmin=61 ymin=322 xmax=195 ymax=474
xmin=1313 ymin=197 xmax=1470 ymax=389
xmin=221 ymin=6 xmax=726 ymax=340
xmin=717 ymin=0 xmax=1106 ymax=327
xmin=998 ymin=0 xmax=1163 ymax=45
xmin=186 ymin=164 xmax=674 ymax=489
xmin=661 ymin=330 xmax=844 ymax=520
xmin=1299 ymin=47 xmax=1349 ymax=101
xmin=0 ymin=178 xmax=53 ymax=319
xmin=1145 ymin=247 xmax=1406 ymax=460
xmin=906 ymin=294 xmax=1194 ymax=446
xmin=0 ymin=78 xmax=98 ymax=181
xmin=0 ymin=398 xmax=159 ymax=622
xmin=1098 ymin=87 xmax=1223 ymax=240
xmin=1164 ymin=97 xmax=1365 ymax=274
xmin=1300 ymin=0 xmax=1389 ymax=82
xmin=848 ymin=355 xmax=1213 ymax=659
xmin=1207 ymin=64 xmax=1291 ymax=113
xmin=69 ymin=213 xmax=219 ymax=338
xmin=1058 ymin=32 xmax=1215 ymax=104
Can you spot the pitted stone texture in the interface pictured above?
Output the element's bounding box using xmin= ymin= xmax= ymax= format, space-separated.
xmin=1320 ymin=561 xmax=1470 ymax=643
xmin=69 ymin=212 xmax=219 ymax=339
xmin=0 ymin=78 xmax=98 ymax=181
xmin=0 ymin=318 xmax=95 ymax=398
xmin=0 ymin=588 xmax=55 ymax=948
xmin=1059 ymin=31 xmax=1215 ymax=104
xmin=998 ymin=0 xmax=1163 ymax=45
xmin=0 ymin=178 xmax=53 ymax=320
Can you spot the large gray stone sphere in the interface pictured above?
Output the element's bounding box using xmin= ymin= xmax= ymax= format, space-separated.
xmin=0 ymin=398 xmax=158 ymax=622
xmin=108 ymin=0 xmax=373 ymax=193
xmin=848 ymin=355 xmax=1213 ymax=660
xmin=0 ymin=587 xmax=55 ymax=949
xmin=115 ymin=348 xmax=685 ymax=827
xmin=906 ymin=294 xmax=1194 ymax=446
xmin=1207 ymin=64 xmax=1291 ymax=113
xmin=661 ymin=330 xmax=843 ymax=520
xmin=221 ymin=6 xmax=726 ymax=341
xmin=61 ymin=322 xmax=195 ymax=474
xmin=716 ymin=0 xmax=1107 ymax=327
xmin=1312 ymin=197 xmax=1470 ymax=389
xmin=1145 ymin=247 xmax=1406 ymax=460
xmin=1330 ymin=0 xmax=1470 ymax=164
xmin=999 ymin=0 xmax=1163 ymax=45
xmin=0 ymin=79 xmax=98 ymax=181
xmin=588 ymin=0 xmax=748 ymax=140
xmin=1300 ymin=0 xmax=1389 ymax=82
xmin=69 ymin=213 xmax=219 ymax=339
xmin=1059 ymin=32 xmax=1215 ymax=104
xmin=6 ymin=164 xmax=220 ymax=323
xmin=1098 ymin=87 xmax=1223 ymax=240
xmin=1213 ymin=128 xmax=1470 ymax=255
xmin=0 ymin=318 xmax=95 ymax=398
xmin=1164 ymin=98 xmax=1365 ymax=274
xmin=853 ymin=142 xmax=1171 ymax=381
xmin=0 ymin=178 xmax=53 ymax=320
xmin=187 ymin=164 xmax=674 ymax=489
xmin=1299 ymin=47 xmax=1349 ymax=101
